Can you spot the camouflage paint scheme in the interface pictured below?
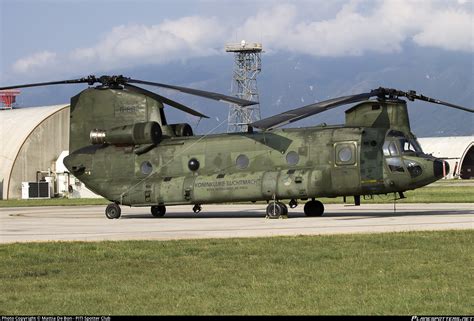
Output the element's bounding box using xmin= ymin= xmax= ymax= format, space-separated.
xmin=64 ymin=88 xmax=446 ymax=208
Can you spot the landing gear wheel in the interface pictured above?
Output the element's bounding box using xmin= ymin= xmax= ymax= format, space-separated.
xmin=105 ymin=203 xmax=121 ymax=219
xmin=304 ymin=200 xmax=324 ymax=217
xmin=266 ymin=201 xmax=285 ymax=219
xmin=151 ymin=205 xmax=166 ymax=217
xmin=289 ymin=199 xmax=298 ymax=209
xmin=193 ymin=204 xmax=202 ymax=213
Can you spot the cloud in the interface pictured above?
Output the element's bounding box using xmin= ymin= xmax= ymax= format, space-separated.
xmin=70 ymin=16 xmax=225 ymax=70
xmin=12 ymin=51 xmax=57 ymax=73
xmin=237 ymin=0 xmax=473 ymax=56
xmin=413 ymin=8 xmax=474 ymax=52
xmin=7 ymin=0 xmax=473 ymax=78
xmin=235 ymin=4 xmax=298 ymax=50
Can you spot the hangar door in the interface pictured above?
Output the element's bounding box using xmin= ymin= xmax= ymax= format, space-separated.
xmin=460 ymin=145 xmax=474 ymax=179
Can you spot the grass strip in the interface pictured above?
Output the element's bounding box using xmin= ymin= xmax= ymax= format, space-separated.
xmin=0 ymin=230 xmax=472 ymax=315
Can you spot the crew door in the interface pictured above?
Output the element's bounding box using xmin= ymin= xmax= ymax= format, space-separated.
xmin=360 ymin=130 xmax=385 ymax=193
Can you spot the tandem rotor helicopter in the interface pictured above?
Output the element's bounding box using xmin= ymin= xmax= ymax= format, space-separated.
xmin=1 ymin=75 xmax=473 ymax=219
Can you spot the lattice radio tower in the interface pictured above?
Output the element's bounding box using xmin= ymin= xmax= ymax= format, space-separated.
xmin=225 ymin=40 xmax=262 ymax=132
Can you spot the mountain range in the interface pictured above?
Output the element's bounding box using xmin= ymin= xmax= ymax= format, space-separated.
xmin=13 ymin=46 xmax=473 ymax=137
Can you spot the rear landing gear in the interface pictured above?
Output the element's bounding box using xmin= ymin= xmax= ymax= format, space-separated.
xmin=266 ymin=201 xmax=288 ymax=219
xmin=105 ymin=203 xmax=121 ymax=219
xmin=289 ymin=199 xmax=298 ymax=209
xmin=304 ymin=199 xmax=324 ymax=217
xmin=193 ymin=204 xmax=202 ymax=213
xmin=151 ymin=205 xmax=166 ymax=217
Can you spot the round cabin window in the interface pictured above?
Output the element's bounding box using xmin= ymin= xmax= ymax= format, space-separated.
xmin=338 ymin=147 xmax=352 ymax=162
xmin=236 ymin=154 xmax=249 ymax=169
xmin=286 ymin=151 xmax=299 ymax=166
xmin=140 ymin=161 xmax=153 ymax=175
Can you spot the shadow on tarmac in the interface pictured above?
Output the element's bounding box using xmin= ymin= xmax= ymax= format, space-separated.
xmin=120 ymin=207 xmax=474 ymax=220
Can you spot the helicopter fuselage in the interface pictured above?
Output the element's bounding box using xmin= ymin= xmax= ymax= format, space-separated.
xmin=64 ymin=125 xmax=446 ymax=207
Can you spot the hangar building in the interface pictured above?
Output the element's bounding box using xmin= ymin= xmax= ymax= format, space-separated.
xmin=418 ymin=136 xmax=474 ymax=179
xmin=0 ymin=105 xmax=98 ymax=200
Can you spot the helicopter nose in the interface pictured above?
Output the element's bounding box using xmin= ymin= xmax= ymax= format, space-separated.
xmin=433 ymin=159 xmax=449 ymax=178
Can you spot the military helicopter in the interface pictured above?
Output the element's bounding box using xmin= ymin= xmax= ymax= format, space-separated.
xmin=1 ymin=75 xmax=472 ymax=219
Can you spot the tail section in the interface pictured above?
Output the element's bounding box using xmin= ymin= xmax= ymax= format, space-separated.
xmin=69 ymin=87 xmax=167 ymax=152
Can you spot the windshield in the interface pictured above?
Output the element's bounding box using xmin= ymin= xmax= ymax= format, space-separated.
xmin=399 ymin=138 xmax=423 ymax=153
xmin=387 ymin=130 xmax=423 ymax=154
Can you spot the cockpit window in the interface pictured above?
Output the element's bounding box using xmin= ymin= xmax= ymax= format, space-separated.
xmin=384 ymin=130 xmax=423 ymax=173
xmin=399 ymin=138 xmax=423 ymax=154
xmin=389 ymin=142 xmax=399 ymax=156
xmin=383 ymin=141 xmax=399 ymax=157
xmin=386 ymin=130 xmax=423 ymax=154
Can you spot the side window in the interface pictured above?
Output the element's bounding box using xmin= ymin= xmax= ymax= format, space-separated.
xmin=235 ymin=154 xmax=249 ymax=169
xmin=386 ymin=157 xmax=405 ymax=173
xmin=335 ymin=143 xmax=356 ymax=166
xmin=389 ymin=142 xmax=399 ymax=156
xmin=383 ymin=140 xmax=406 ymax=173
xmin=140 ymin=161 xmax=153 ymax=175
xmin=136 ymin=160 xmax=155 ymax=177
xmin=286 ymin=151 xmax=299 ymax=166
xmin=383 ymin=141 xmax=399 ymax=156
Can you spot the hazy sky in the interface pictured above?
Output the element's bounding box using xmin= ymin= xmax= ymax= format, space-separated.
xmin=1 ymin=0 xmax=472 ymax=84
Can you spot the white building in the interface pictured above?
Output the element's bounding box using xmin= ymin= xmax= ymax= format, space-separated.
xmin=418 ymin=136 xmax=474 ymax=179
xmin=0 ymin=105 xmax=100 ymax=199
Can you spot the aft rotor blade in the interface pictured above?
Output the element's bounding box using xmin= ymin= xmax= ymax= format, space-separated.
xmin=0 ymin=77 xmax=96 ymax=90
xmin=250 ymin=91 xmax=377 ymax=130
xmin=124 ymin=84 xmax=209 ymax=118
xmin=127 ymin=78 xmax=257 ymax=107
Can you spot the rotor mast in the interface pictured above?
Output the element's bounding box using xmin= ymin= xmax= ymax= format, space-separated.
xmin=225 ymin=41 xmax=262 ymax=132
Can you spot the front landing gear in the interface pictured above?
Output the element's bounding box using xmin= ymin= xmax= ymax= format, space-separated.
xmin=304 ymin=199 xmax=324 ymax=217
xmin=266 ymin=201 xmax=288 ymax=219
xmin=151 ymin=205 xmax=166 ymax=217
xmin=105 ymin=203 xmax=121 ymax=219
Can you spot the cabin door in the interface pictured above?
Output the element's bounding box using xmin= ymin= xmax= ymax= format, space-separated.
xmin=331 ymin=142 xmax=360 ymax=194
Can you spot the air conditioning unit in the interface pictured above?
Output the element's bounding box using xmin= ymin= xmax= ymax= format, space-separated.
xmin=21 ymin=182 xmax=51 ymax=199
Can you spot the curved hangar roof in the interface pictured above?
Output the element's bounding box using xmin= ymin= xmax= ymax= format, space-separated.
xmin=0 ymin=105 xmax=69 ymax=199
xmin=418 ymin=136 xmax=474 ymax=179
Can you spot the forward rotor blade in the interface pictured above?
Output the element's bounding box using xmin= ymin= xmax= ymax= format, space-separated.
xmin=250 ymin=91 xmax=377 ymax=130
xmin=251 ymin=86 xmax=473 ymax=131
xmin=124 ymin=84 xmax=209 ymax=119
xmin=409 ymin=93 xmax=474 ymax=113
xmin=375 ymin=88 xmax=473 ymax=113
xmin=0 ymin=76 xmax=97 ymax=90
xmin=127 ymin=78 xmax=257 ymax=107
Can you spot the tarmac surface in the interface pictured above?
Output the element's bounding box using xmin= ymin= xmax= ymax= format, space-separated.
xmin=0 ymin=203 xmax=473 ymax=243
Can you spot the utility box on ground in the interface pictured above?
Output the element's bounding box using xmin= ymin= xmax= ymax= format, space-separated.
xmin=21 ymin=182 xmax=51 ymax=199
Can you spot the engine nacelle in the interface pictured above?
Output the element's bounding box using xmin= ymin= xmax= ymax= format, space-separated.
xmin=90 ymin=121 xmax=162 ymax=145
xmin=169 ymin=123 xmax=193 ymax=137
